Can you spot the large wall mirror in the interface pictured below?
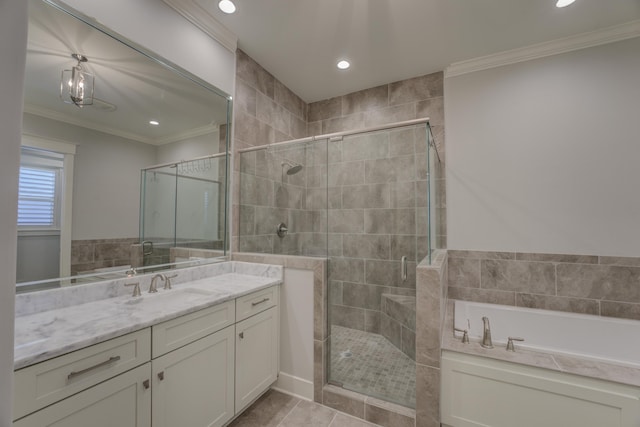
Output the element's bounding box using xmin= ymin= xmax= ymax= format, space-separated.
xmin=18 ymin=0 xmax=232 ymax=292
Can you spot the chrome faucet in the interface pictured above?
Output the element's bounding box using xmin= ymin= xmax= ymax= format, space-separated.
xmin=149 ymin=274 xmax=166 ymax=293
xmin=481 ymin=316 xmax=493 ymax=348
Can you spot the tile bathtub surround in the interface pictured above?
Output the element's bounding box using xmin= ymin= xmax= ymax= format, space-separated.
xmin=448 ymin=250 xmax=640 ymax=320
xmin=70 ymin=237 xmax=138 ymax=275
xmin=415 ymin=250 xmax=447 ymax=427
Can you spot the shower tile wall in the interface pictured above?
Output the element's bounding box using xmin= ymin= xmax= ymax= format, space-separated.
xmin=448 ymin=250 xmax=640 ymax=321
xmin=233 ymin=49 xmax=309 ymax=253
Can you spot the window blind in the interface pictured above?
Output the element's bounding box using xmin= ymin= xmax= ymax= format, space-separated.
xmin=18 ymin=166 xmax=58 ymax=227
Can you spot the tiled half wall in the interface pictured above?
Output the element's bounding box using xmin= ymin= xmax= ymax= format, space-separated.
xmin=448 ymin=250 xmax=640 ymax=320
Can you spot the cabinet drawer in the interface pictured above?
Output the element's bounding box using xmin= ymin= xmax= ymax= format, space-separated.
xmin=235 ymin=286 xmax=278 ymax=322
xmin=14 ymin=328 xmax=151 ymax=420
xmin=152 ymin=300 xmax=235 ymax=358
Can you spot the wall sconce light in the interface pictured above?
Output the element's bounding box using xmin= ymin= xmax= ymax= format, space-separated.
xmin=60 ymin=53 xmax=94 ymax=107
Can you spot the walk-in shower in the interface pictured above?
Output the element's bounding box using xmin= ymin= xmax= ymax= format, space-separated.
xmin=140 ymin=153 xmax=228 ymax=269
xmin=238 ymin=119 xmax=443 ymax=409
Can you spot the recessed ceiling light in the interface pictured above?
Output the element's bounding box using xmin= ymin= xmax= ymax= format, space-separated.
xmin=337 ymin=60 xmax=350 ymax=70
xmin=556 ymin=0 xmax=576 ymax=7
xmin=149 ymin=120 xmax=159 ymax=126
xmin=218 ymin=0 xmax=236 ymax=14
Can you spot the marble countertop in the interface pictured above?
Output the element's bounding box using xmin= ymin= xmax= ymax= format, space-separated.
xmin=442 ymin=300 xmax=640 ymax=388
xmin=15 ymin=272 xmax=281 ymax=370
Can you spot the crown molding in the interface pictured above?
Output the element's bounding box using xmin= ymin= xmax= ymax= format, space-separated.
xmin=24 ymin=104 xmax=155 ymax=145
xmin=24 ymin=104 xmax=218 ymax=146
xmin=162 ymin=0 xmax=237 ymax=53
xmin=446 ymin=19 xmax=640 ymax=78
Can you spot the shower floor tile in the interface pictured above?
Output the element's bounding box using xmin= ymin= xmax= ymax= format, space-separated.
xmin=330 ymin=326 xmax=416 ymax=408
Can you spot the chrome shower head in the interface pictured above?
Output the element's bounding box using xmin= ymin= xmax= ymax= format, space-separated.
xmin=282 ymin=160 xmax=303 ymax=175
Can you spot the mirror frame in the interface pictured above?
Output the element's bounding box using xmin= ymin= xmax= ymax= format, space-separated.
xmin=17 ymin=0 xmax=232 ymax=292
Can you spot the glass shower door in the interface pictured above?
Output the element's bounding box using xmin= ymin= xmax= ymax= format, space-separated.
xmin=140 ymin=165 xmax=177 ymax=268
xmin=327 ymin=123 xmax=429 ymax=409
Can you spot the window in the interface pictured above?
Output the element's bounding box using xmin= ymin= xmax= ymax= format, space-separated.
xmin=18 ymin=147 xmax=64 ymax=229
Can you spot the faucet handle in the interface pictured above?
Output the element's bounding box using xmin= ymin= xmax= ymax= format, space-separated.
xmin=124 ymin=282 xmax=141 ymax=297
xmin=164 ymin=274 xmax=178 ymax=290
xmin=506 ymin=337 xmax=525 ymax=352
xmin=454 ymin=328 xmax=470 ymax=344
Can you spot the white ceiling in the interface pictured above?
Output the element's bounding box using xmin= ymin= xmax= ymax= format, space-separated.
xmin=25 ymin=0 xmax=229 ymax=145
xmin=201 ymin=0 xmax=640 ymax=103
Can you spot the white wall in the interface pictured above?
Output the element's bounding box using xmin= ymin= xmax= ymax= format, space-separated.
xmin=445 ymin=37 xmax=640 ymax=256
xmin=275 ymin=268 xmax=314 ymax=400
xmin=23 ymin=113 xmax=157 ymax=240
xmin=59 ymin=0 xmax=235 ymax=96
xmin=156 ymin=131 xmax=220 ymax=164
xmin=0 ymin=1 xmax=28 ymax=423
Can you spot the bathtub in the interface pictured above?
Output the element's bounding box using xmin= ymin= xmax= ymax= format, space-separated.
xmin=454 ymin=300 xmax=640 ymax=368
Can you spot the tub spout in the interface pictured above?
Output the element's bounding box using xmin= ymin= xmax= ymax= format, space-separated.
xmin=481 ymin=316 xmax=494 ymax=348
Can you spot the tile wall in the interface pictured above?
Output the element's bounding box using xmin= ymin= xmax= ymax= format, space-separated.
xmin=70 ymin=238 xmax=138 ymax=275
xmin=448 ymin=250 xmax=640 ymax=321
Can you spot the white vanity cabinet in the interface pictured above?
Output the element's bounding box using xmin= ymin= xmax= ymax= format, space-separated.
xmin=151 ymin=302 xmax=236 ymax=427
xmin=13 ymin=363 xmax=151 ymax=427
xmin=13 ymin=284 xmax=280 ymax=427
xmin=234 ymin=286 xmax=279 ymax=412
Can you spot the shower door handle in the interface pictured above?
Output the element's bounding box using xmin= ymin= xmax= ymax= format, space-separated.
xmin=401 ymin=256 xmax=408 ymax=281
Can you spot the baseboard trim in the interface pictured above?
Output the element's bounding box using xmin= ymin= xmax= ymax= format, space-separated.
xmin=272 ymin=372 xmax=314 ymax=401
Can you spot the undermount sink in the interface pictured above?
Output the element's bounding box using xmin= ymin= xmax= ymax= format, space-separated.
xmin=120 ymin=287 xmax=217 ymax=306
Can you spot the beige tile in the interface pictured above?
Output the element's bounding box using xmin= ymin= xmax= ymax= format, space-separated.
xmin=323 ymin=386 xmax=366 ymax=419
xmin=365 ymin=156 xmax=415 ymax=184
xmin=281 ymin=400 xmax=336 ymax=427
xmin=308 ymin=120 xmax=323 ymax=136
xmin=600 ymin=300 xmax=640 ymax=320
xmin=235 ymin=79 xmax=257 ymax=116
xmin=515 ymin=252 xmax=598 ymax=263
xmin=332 ymin=305 xmax=366 ymax=330
xmin=389 ymin=72 xmax=443 ymax=105
xmin=236 ymin=49 xmax=275 ymax=98
xmin=415 ymin=364 xmax=440 ymax=427
xmin=448 ymin=250 xmax=515 ymax=260
xmin=416 ymin=96 xmax=444 ymax=126
xmin=481 ymin=259 xmax=556 ymax=294
xmin=343 ymin=282 xmax=390 ymax=311
xmin=309 ymin=97 xmax=342 ymax=122
xmin=363 ymin=104 xmax=416 ymax=128
xmin=314 ymin=339 xmax=326 ymax=403
xmin=330 ymin=413 xmax=378 ymax=427
xmin=599 ymin=256 xmax=640 ymax=267
xmin=257 ymin=92 xmax=291 ymax=136
xmin=342 ymin=132 xmax=389 ymax=162
xmin=448 ymin=257 xmax=480 ymax=288
xmin=416 ymin=267 xmax=442 ymax=368
xmin=342 ymin=85 xmax=389 ymax=115
xmin=228 ymin=389 xmax=300 ymax=427
xmin=234 ymin=109 xmax=275 ymax=146
xmin=516 ymin=293 xmax=598 ymax=315
xmin=342 ymin=184 xmax=390 ymax=209
xmin=323 ymin=113 xmax=366 ymax=134
xmin=447 ymin=286 xmax=515 ymax=306
xmin=364 ymin=209 xmax=415 ymax=235
xmin=364 ymin=399 xmax=415 ymax=427
xmin=275 ymin=79 xmax=307 ymax=120
xmin=343 ymin=234 xmax=390 ymax=260
xmin=330 ymin=257 xmax=365 ymax=283
xmin=557 ymin=263 xmax=640 ymax=302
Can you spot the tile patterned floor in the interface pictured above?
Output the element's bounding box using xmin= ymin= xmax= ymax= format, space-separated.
xmin=229 ymin=389 xmax=381 ymax=427
xmin=329 ymin=326 xmax=416 ymax=408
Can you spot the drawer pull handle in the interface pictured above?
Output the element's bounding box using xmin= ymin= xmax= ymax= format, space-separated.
xmin=143 ymin=379 xmax=150 ymax=390
xmin=239 ymin=332 xmax=244 ymax=339
xmin=158 ymin=371 xmax=165 ymax=381
xmin=67 ymin=356 xmax=121 ymax=381
xmin=251 ymin=298 xmax=270 ymax=307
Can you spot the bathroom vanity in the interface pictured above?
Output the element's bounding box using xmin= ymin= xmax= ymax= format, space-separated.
xmin=13 ymin=262 xmax=281 ymax=427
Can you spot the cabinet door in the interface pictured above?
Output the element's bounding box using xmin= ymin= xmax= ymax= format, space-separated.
xmin=235 ymin=306 xmax=278 ymax=413
xmin=152 ymin=325 xmax=235 ymax=427
xmin=14 ymin=363 xmax=151 ymax=427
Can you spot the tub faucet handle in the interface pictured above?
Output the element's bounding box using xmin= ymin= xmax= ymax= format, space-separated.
xmin=506 ymin=337 xmax=525 ymax=352
xmin=481 ymin=316 xmax=493 ymax=349
xmin=454 ymin=328 xmax=470 ymax=344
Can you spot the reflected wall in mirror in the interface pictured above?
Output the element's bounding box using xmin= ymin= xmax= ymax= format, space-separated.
xmin=17 ymin=0 xmax=232 ymax=292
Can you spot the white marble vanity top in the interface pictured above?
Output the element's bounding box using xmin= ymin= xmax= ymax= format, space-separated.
xmin=14 ymin=262 xmax=282 ymax=370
